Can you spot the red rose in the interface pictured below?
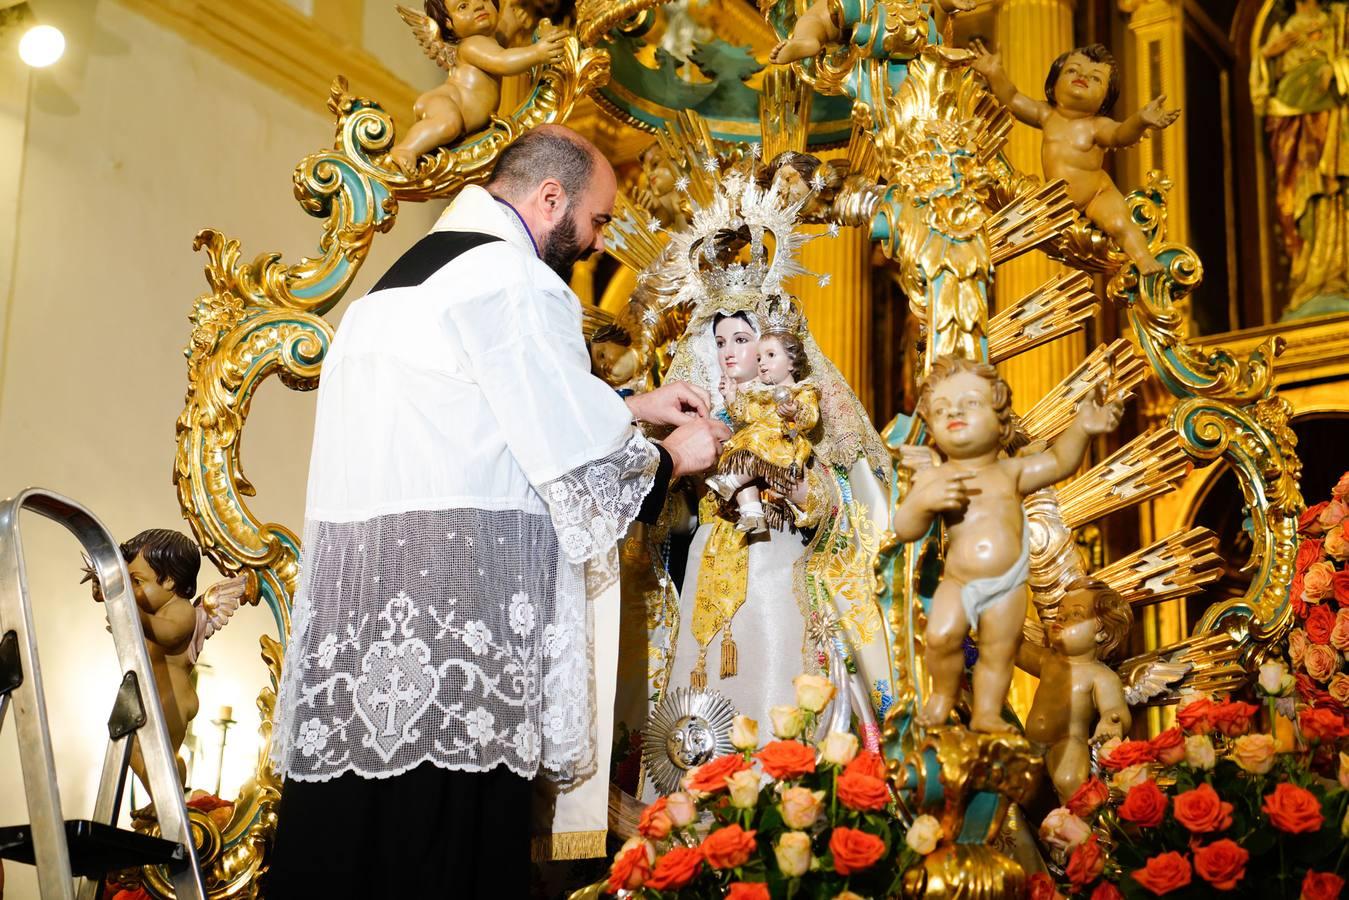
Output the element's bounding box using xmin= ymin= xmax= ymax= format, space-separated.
xmin=1067 ymin=776 xmax=1110 ymax=818
xmin=645 ymin=846 xmax=704 ymax=891
xmin=700 ymin=824 xmax=757 ymax=870
xmin=1027 ymin=872 xmax=1059 ymax=900
xmin=687 ymin=753 xmax=751 ymax=794
xmin=1067 ymin=835 xmax=1105 ymax=890
xmin=1132 ymin=852 xmax=1192 ymax=895
xmin=1302 ymin=871 xmax=1346 ymax=900
xmin=607 ymin=844 xmax=652 ymax=893
xmin=1192 ymin=839 xmax=1248 ymax=891
xmin=836 ymin=772 xmax=891 ymax=811
xmin=1308 ymin=604 xmax=1337 ymax=645
xmin=1300 ymin=707 xmax=1349 ymax=742
xmin=1302 ymin=503 xmax=1330 ymax=535
xmin=726 ymin=883 xmax=771 ymax=900
xmin=829 ymin=826 xmax=886 ymax=875
xmin=1090 ymin=884 xmax=1124 ymax=900
xmin=1299 ymin=539 xmax=1327 ymax=574
xmin=1102 ymin=739 xmax=1157 ymax=770
xmin=1177 ymin=698 xmax=1215 ymax=734
xmin=1334 ymin=569 xmax=1349 ymax=607
xmin=1150 ymin=727 xmax=1187 ymax=765
xmin=844 ymin=750 xmax=886 ymax=780
xmin=1210 ymin=700 xmax=1259 ymax=737
xmin=638 ymin=797 xmax=672 ymax=840
xmin=1119 ymin=780 xmax=1168 ymax=828
xmin=1172 ymin=782 xmax=1233 ymax=833
xmin=1264 ymin=782 xmax=1325 ymax=833
xmin=756 ymin=740 xmax=817 ymax=780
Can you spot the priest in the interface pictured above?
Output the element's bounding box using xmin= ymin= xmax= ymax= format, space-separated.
xmin=265 ymin=125 xmax=728 ymax=897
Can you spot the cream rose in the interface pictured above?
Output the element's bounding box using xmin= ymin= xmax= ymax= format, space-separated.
xmin=1339 ymin=752 xmax=1349 ymax=791
xmin=770 ymin=705 xmax=805 ymax=739
xmin=1232 ymin=733 xmax=1276 ymax=774
xmin=665 ymin=791 xmax=697 ymax=827
xmin=1304 ymin=644 xmax=1341 ymax=683
xmin=1330 ymin=674 xmax=1349 ymax=705
xmin=727 ymin=770 xmax=761 ymax=809
xmin=793 ymin=674 xmax=837 ymax=712
xmin=780 ymin=786 xmax=826 ymax=829
xmin=1290 ymin=628 xmax=1311 ymax=668
xmin=1333 ymin=611 xmax=1349 ymax=653
xmin=731 ymin=715 xmax=760 ymax=751
xmin=1039 ymin=807 xmax=1091 ymax=852
xmin=905 ymin=814 xmax=943 ymax=855
xmin=1185 ymin=734 xmax=1216 ymax=770
xmin=1259 ymin=660 xmax=1294 ymax=696
xmin=775 ymin=831 xmax=813 ymax=877
xmin=1305 ymin=561 xmax=1337 ymax=601
xmin=1110 ymin=763 xmax=1150 ymax=792
xmin=1326 ymin=524 xmax=1349 ymax=560
xmin=820 ymin=731 xmax=859 ymax=767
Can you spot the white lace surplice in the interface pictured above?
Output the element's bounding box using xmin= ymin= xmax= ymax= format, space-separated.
xmin=272 ymin=188 xmax=659 ymax=784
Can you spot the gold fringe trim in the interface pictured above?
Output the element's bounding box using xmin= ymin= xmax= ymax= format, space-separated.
xmin=532 ymin=830 xmax=608 ymax=862
xmin=720 ymin=625 xmax=738 ymax=678
xmin=718 ymin=450 xmax=807 ymax=494
xmin=691 ymin=647 xmax=708 ymax=690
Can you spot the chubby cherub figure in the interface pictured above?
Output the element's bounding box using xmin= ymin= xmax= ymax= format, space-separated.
xmin=769 ymin=0 xmax=974 ymax=65
xmin=1019 ymin=577 xmax=1134 ymax=801
xmin=707 ymin=315 xmax=819 ymax=534
xmin=893 ymin=356 xmax=1122 ymax=733
xmin=969 ymin=41 xmax=1180 ymax=274
xmin=390 ymin=0 xmax=568 ymax=174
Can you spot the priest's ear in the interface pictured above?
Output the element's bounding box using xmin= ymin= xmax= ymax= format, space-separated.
xmin=533 ymin=177 xmax=572 ymax=226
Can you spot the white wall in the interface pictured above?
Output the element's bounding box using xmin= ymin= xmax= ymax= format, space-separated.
xmin=0 ymin=3 xmax=439 ymax=896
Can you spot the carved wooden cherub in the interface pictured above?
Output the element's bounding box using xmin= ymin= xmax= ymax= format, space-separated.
xmin=390 ymin=0 xmax=568 ymax=174
xmin=892 ymin=356 xmax=1122 ymax=734
xmin=969 ymin=41 xmax=1180 ymax=274
xmin=1018 ymin=577 xmax=1134 ymax=802
xmin=768 ymin=0 xmax=974 ymax=65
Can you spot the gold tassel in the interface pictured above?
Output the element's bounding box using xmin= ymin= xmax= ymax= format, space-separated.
xmin=691 ymin=647 xmax=708 ymax=690
xmin=719 ymin=625 xmax=738 ymax=679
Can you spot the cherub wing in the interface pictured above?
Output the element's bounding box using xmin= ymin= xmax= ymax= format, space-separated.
xmin=185 ymin=574 xmax=255 ymax=666
xmin=1120 ymin=655 xmax=1192 ymax=706
xmin=397 ymin=4 xmax=456 ymax=71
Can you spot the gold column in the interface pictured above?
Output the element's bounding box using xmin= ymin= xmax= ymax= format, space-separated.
xmin=314 ymin=0 xmax=364 ymax=44
xmin=794 ymin=224 xmax=874 ymax=411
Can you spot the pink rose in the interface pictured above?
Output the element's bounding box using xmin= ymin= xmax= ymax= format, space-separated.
xmin=1328 ymin=525 xmax=1349 ymax=561
xmin=1322 ymin=500 xmax=1349 ymax=530
xmin=1301 ymin=504 xmax=1329 ymax=536
xmin=1333 ymin=610 xmax=1349 ymax=652
xmin=1306 ymin=562 xmax=1338 ymax=602
xmin=1334 ymin=472 xmax=1349 ymax=501
xmin=1040 ymin=807 xmax=1092 ymax=853
xmin=1331 ymin=674 xmax=1349 ymax=706
xmin=1305 ymin=644 xmax=1341 ymax=684
xmin=1291 ymin=629 xmax=1311 ymax=668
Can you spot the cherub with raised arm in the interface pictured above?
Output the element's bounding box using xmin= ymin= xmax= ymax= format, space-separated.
xmin=892 ymin=356 xmax=1122 ymax=733
xmin=1019 ymin=577 xmax=1133 ymax=801
xmin=706 ymin=302 xmax=820 ymax=534
xmin=768 ymin=0 xmax=974 ymax=65
xmin=390 ymin=0 xmax=568 ymax=174
xmin=969 ymin=41 xmax=1180 ymax=274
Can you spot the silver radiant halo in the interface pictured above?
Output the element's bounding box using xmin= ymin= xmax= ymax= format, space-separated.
xmin=641 ymin=687 xmax=739 ymax=795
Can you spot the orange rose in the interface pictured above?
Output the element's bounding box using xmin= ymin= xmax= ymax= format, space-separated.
xmin=1150 ymin=727 xmax=1186 ymax=766
xmin=844 ymin=750 xmax=886 ymax=780
xmin=1263 ymin=782 xmax=1325 ymax=834
xmin=1192 ymin=839 xmax=1248 ymax=891
xmin=1305 ymin=645 xmax=1341 ymax=683
xmin=1333 ymin=610 xmax=1349 ymax=651
xmin=700 ymin=824 xmax=758 ymax=870
xmin=1131 ymin=852 xmax=1192 ymax=895
xmin=1306 ymin=561 xmax=1338 ymax=601
xmin=1334 ymin=472 xmax=1349 ymax=500
xmin=1302 ymin=870 xmax=1346 ymax=900
xmin=1291 ymin=629 xmax=1311 ymax=668
xmin=1328 ymin=525 xmax=1349 ymax=560
xmin=686 ymin=753 xmax=751 ymax=795
xmin=1308 ymin=604 xmax=1338 ymax=645
xmin=756 ymin=739 xmax=817 ymax=780
xmin=1323 ymin=499 xmax=1348 ymax=528
xmin=1209 ymin=700 xmax=1259 ymax=737
xmin=638 ymin=797 xmax=672 ymax=840
xmin=1233 ymin=734 xmax=1277 ymax=774
xmin=1301 ymin=707 xmax=1349 ymax=743
xmin=1027 ymin=872 xmax=1062 ymax=900
xmin=645 ymin=846 xmax=704 ymax=891
xmin=1302 ymin=503 xmax=1330 ymax=535
xmin=1119 ymin=780 xmax=1168 ymax=828
xmin=829 ymin=826 xmax=886 ymax=875
xmin=1177 ymin=697 xmax=1215 ymax=734
xmin=836 ymin=772 xmax=891 ymax=812
xmin=1298 ymin=539 xmax=1327 ymax=574
xmin=1335 ymin=570 xmax=1349 ymax=607
xmin=726 ymin=883 xmax=771 ymax=900
xmin=1067 ymin=776 xmax=1110 ymax=818
xmin=1090 ymin=884 xmax=1124 ymax=900
xmin=1329 ymin=674 xmax=1349 ymax=705
xmin=607 ymin=840 xmax=654 ymax=893
xmin=1067 ymin=835 xmax=1105 ymax=890
xmin=1102 ymin=739 xmax=1157 ymax=771
xmin=1172 ymin=783 xmax=1233 ymax=833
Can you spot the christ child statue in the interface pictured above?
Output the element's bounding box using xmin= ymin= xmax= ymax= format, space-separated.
xmin=1019 ymin=577 xmax=1134 ymax=802
xmin=969 ymin=41 xmax=1180 ymax=274
xmin=893 ymin=356 xmax=1122 ymax=733
xmin=706 ymin=305 xmax=819 ymax=535
xmin=390 ymin=0 xmax=568 ymax=174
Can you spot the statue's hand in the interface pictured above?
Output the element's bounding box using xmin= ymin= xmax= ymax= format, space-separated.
xmin=1092 ymin=713 xmax=1125 ymax=744
xmin=910 ymin=466 xmax=975 ymax=515
xmin=939 ymin=0 xmax=977 ymax=13
xmin=968 ymin=39 xmax=1003 ymax=79
xmin=532 ymin=28 xmax=569 ymax=66
xmin=1140 ymin=94 xmax=1181 ymax=130
xmin=1076 ymin=384 xmax=1124 ymax=435
xmin=776 ymin=399 xmax=799 ymax=421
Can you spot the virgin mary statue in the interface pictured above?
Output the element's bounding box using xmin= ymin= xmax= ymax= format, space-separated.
xmin=618 ymin=168 xmax=896 ymax=798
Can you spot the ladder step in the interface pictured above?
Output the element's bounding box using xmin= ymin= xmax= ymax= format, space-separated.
xmin=0 ymin=819 xmax=185 ymax=878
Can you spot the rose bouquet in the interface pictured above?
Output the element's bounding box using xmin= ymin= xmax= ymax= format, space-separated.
xmin=605 ymin=675 xmax=933 ymax=899
xmin=1289 ymin=471 xmax=1349 ymax=711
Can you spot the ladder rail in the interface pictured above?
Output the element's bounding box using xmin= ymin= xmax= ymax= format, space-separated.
xmin=0 ymin=489 xmax=206 ymax=900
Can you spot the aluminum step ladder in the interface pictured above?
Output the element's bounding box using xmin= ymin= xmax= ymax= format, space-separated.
xmin=0 ymin=488 xmax=205 ymax=900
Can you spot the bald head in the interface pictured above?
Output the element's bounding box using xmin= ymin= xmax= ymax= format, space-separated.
xmin=486 ymin=125 xmax=617 ymax=279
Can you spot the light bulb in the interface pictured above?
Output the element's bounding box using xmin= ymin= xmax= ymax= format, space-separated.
xmin=19 ymin=25 xmax=65 ymax=68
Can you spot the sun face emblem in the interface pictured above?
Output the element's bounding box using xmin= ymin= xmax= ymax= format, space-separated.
xmin=641 ymin=687 xmax=738 ymax=795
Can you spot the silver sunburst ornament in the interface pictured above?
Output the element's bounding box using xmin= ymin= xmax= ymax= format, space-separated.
xmin=642 ymin=687 xmax=739 ymax=795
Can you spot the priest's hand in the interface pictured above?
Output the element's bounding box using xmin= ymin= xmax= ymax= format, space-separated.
xmin=626 ymin=380 xmax=711 ymax=426
xmin=663 ymin=418 xmax=731 ymax=477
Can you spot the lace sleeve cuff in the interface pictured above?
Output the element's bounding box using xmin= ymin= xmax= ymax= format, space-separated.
xmin=539 ymin=431 xmax=662 ymax=564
